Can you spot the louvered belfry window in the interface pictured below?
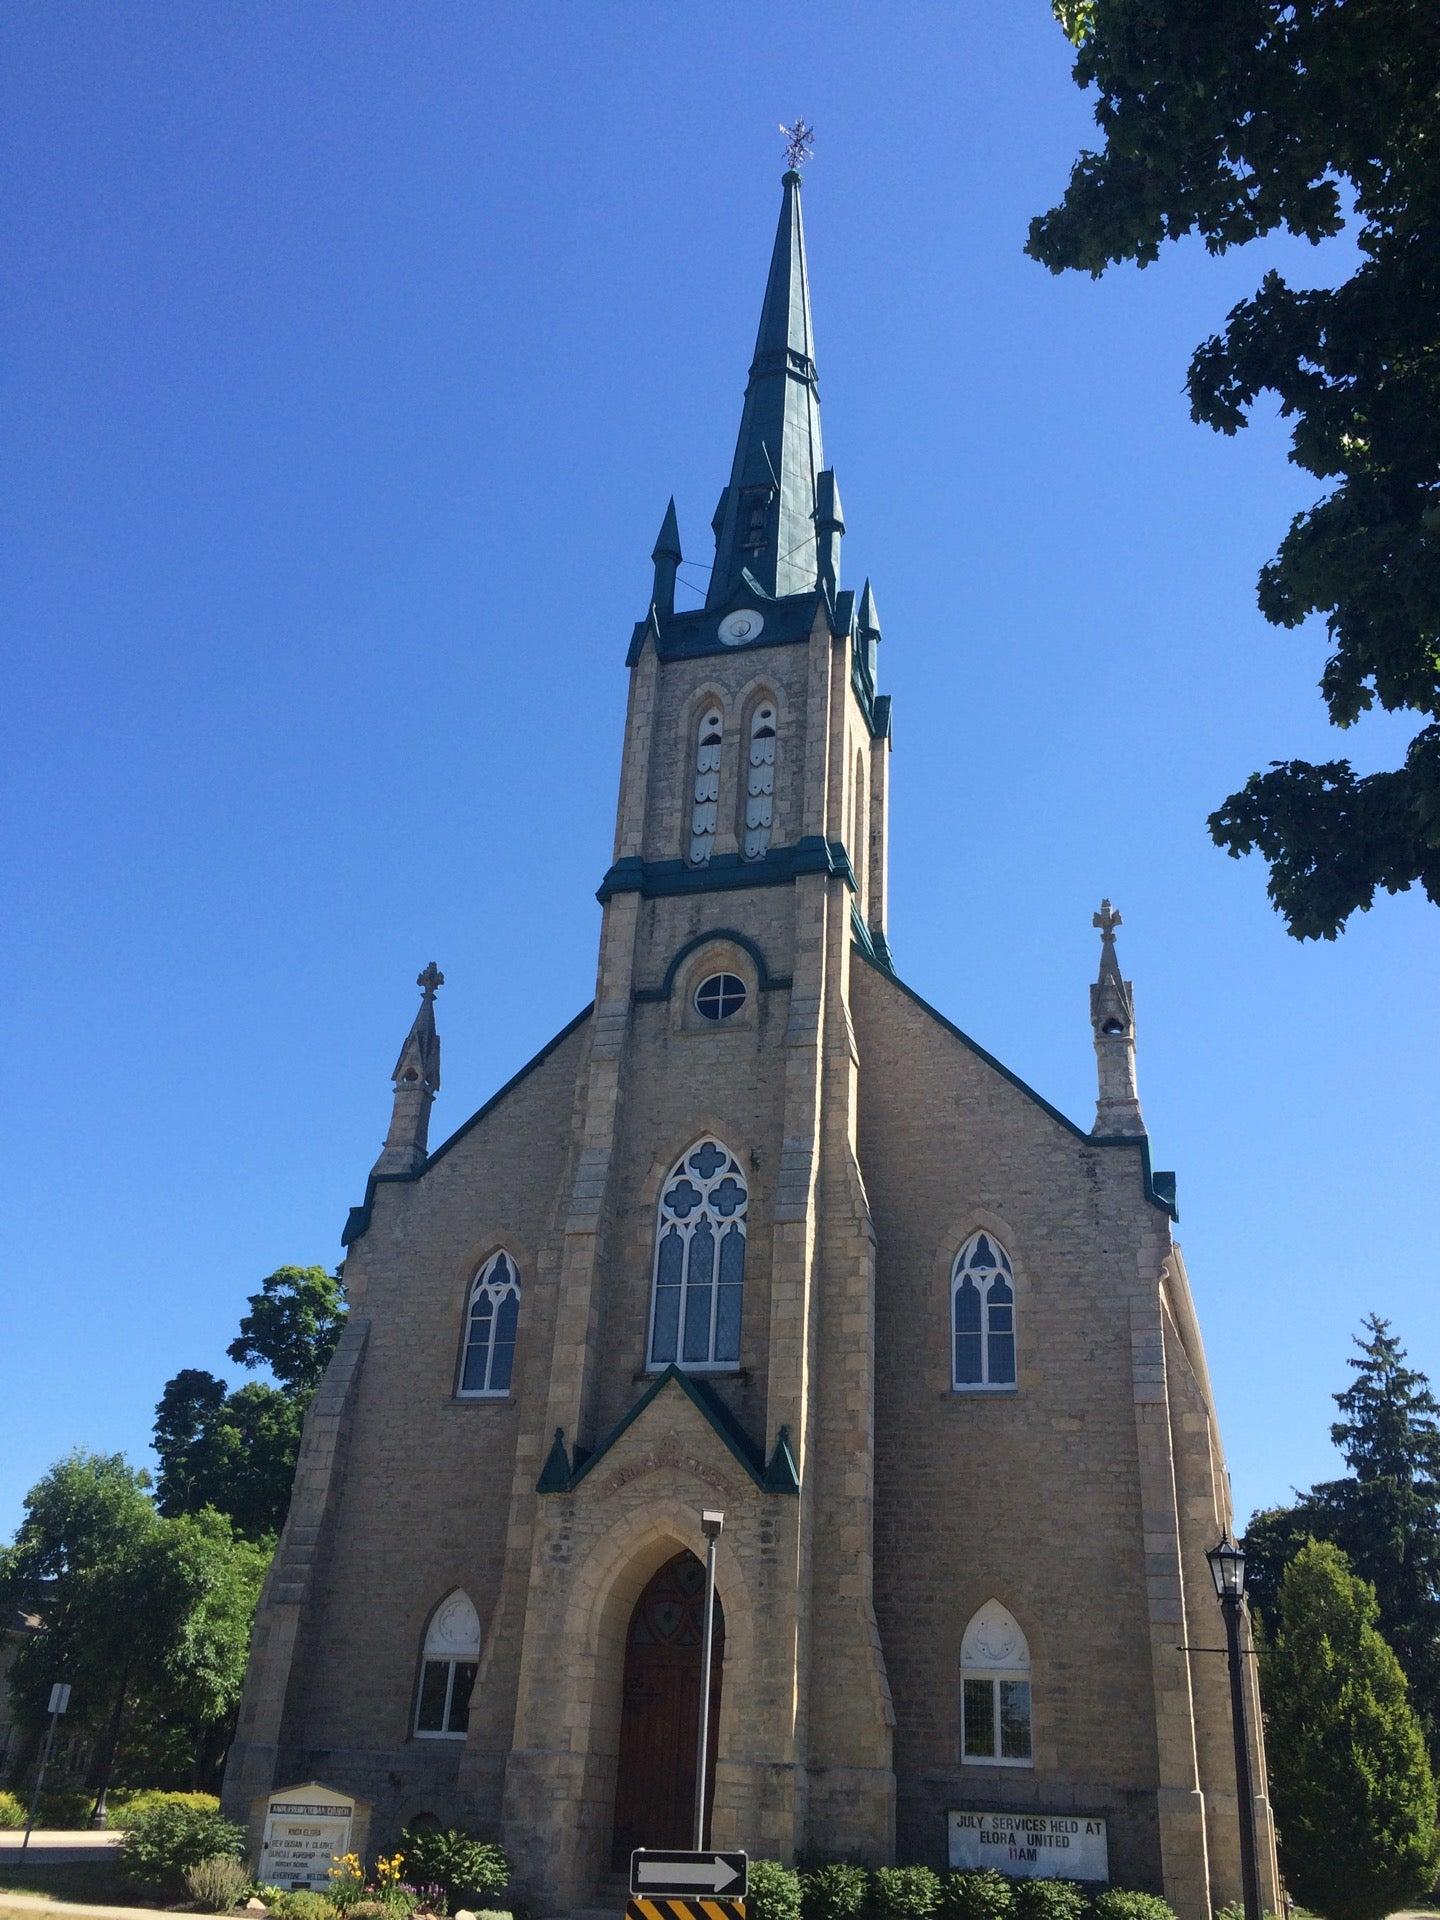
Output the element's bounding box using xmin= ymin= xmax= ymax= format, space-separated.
xmin=743 ymin=704 xmax=776 ymax=859
xmin=689 ymin=708 xmax=723 ymax=866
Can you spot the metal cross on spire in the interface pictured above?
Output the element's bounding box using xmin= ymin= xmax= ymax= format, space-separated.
xmin=1093 ymin=899 xmax=1122 ymax=942
xmin=417 ymin=961 xmax=445 ymax=1000
xmin=779 ymin=117 xmax=815 ymax=170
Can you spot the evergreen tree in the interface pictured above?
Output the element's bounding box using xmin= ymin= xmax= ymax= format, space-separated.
xmin=1244 ymin=1317 xmax=1440 ymax=1748
xmin=1264 ymin=1540 xmax=1436 ymax=1920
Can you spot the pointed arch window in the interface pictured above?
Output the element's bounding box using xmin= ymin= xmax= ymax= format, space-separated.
xmin=689 ymin=708 xmax=723 ymax=866
xmin=952 ymin=1232 xmax=1016 ymax=1390
xmin=648 ymin=1140 xmax=747 ymax=1371
xmin=415 ymin=1590 xmax=480 ymax=1738
xmin=458 ymin=1251 xmax=520 ymax=1397
xmin=743 ymin=704 xmax=777 ymax=859
xmin=961 ymin=1601 xmax=1032 ymax=1765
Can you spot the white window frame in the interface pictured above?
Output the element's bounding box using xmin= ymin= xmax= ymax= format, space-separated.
xmin=960 ymin=1601 xmax=1033 ymax=1768
xmin=951 ymin=1231 xmax=1017 ymax=1393
xmin=646 ymin=1139 xmax=748 ymax=1373
xmin=456 ymin=1250 xmax=520 ymax=1399
xmin=414 ymin=1590 xmax=481 ymax=1741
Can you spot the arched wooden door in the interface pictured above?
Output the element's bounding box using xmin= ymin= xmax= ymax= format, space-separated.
xmin=611 ymin=1550 xmax=725 ymax=1868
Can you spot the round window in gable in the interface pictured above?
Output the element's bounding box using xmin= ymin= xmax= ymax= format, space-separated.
xmin=694 ymin=972 xmax=748 ymax=1022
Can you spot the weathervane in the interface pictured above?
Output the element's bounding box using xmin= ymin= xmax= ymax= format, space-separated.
xmin=779 ymin=117 xmax=815 ymax=170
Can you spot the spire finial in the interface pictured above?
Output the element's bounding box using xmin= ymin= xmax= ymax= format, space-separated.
xmin=779 ymin=117 xmax=815 ymax=174
xmin=1093 ymin=899 xmax=1122 ymax=943
xmin=373 ymin=962 xmax=444 ymax=1175
xmin=1089 ymin=902 xmax=1143 ymax=1136
xmin=418 ymin=961 xmax=444 ymax=1001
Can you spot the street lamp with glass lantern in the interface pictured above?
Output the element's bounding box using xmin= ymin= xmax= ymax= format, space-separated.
xmin=1206 ymin=1533 xmax=1263 ymax=1920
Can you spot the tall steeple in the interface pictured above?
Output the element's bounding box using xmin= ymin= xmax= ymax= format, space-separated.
xmin=1090 ymin=903 xmax=1144 ymax=1136
xmin=706 ymin=169 xmax=825 ymax=607
xmin=373 ymin=962 xmax=444 ymax=1175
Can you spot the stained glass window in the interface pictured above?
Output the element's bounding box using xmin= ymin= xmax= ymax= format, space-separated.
xmin=960 ymin=1601 xmax=1032 ymax=1767
xmin=694 ymin=972 xmax=747 ymax=1022
xmin=951 ymin=1232 xmax=1017 ymax=1391
xmin=648 ymin=1139 xmax=747 ymax=1370
xmin=458 ymin=1251 xmax=520 ymax=1397
xmin=690 ymin=708 xmax=723 ymax=866
xmin=743 ymin=704 xmax=777 ymax=859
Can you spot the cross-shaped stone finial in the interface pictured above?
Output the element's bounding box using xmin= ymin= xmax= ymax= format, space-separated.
xmin=417 ymin=961 xmax=445 ymax=999
xmin=1093 ymin=900 xmax=1122 ymax=941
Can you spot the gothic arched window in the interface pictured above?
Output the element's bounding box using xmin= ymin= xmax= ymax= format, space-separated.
xmin=648 ymin=1140 xmax=747 ymax=1371
xmin=458 ymin=1251 xmax=520 ymax=1397
xmin=689 ymin=707 xmax=723 ymax=866
xmin=415 ymin=1589 xmax=480 ymax=1738
xmin=951 ymin=1232 xmax=1016 ymax=1390
xmin=961 ymin=1601 xmax=1032 ymax=1766
xmin=742 ymin=703 xmax=777 ymax=859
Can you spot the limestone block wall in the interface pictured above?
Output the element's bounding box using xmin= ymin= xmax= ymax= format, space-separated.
xmin=251 ymin=1014 xmax=590 ymax=1838
xmin=853 ymin=960 xmax=1175 ymax=1893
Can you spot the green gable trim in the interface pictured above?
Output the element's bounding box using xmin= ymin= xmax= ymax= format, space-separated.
xmin=341 ymin=1002 xmax=594 ymax=1249
xmin=598 ymin=838 xmax=857 ymax=905
xmin=852 ymin=948 xmax=1179 ymax=1221
xmin=850 ymin=905 xmax=894 ymax=974
xmin=538 ymin=1364 xmax=798 ymax=1497
xmin=633 ymin=928 xmax=792 ymax=1004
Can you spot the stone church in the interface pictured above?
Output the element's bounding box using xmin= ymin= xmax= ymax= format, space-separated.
xmin=223 ymin=167 xmax=1279 ymax=1920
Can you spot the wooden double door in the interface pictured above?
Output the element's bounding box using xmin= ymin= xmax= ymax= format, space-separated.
xmin=611 ymin=1550 xmax=725 ymax=1868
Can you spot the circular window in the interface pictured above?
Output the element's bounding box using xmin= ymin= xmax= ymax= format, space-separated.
xmin=694 ymin=972 xmax=748 ymax=1022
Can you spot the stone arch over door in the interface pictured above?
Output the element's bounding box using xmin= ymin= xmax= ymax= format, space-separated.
xmin=552 ymin=1500 xmax=760 ymax=1899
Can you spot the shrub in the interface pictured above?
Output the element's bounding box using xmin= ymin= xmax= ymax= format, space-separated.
xmin=186 ymin=1853 xmax=253 ymax=1912
xmin=398 ymin=1829 xmax=509 ymax=1910
xmin=870 ymin=1868 xmax=941 ymax=1920
xmin=267 ymin=1892 xmax=338 ymax=1920
xmin=1089 ymin=1895 xmax=1176 ymax=1920
xmin=0 ymin=1791 xmax=25 ymax=1830
xmin=748 ymin=1861 xmax=802 ymax=1920
xmin=110 ymin=1788 xmax=222 ymax=1827
xmin=35 ymin=1787 xmax=94 ymax=1828
xmin=936 ymin=1873 xmax=1015 ymax=1920
xmin=1012 ymin=1885 xmax=1086 ymax=1920
xmin=119 ymin=1799 xmax=246 ymax=1896
xmin=800 ymin=1863 xmax=869 ymax=1920
xmin=1213 ymin=1906 xmax=1280 ymax=1920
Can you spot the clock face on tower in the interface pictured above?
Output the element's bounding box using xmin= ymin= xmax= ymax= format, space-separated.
xmin=717 ymin=609 xmax=764 ymax=646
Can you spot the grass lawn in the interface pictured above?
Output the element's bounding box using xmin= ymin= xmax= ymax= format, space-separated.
xmin=0 ymin=1859 xmax=147 ymax=1908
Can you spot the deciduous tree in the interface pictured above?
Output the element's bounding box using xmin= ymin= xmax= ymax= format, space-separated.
xmin=1032 ymin=0 xmax=1440 ymax=938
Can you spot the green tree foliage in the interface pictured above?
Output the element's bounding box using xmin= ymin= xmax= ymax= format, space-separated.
xmin=1031 ymin=1 xmax=1440 ymax=939
xmin=1243 ymin=1316 xmax=1440 ymax=1748
xmin=1264 ymin=1540 xmax=1436 ymax=1920
xmin=0 ymin=1453 xmax=267 ymax=1799
xmin=227 ymin=1265 xmax=346 ymax=1393
xmin=155 ymin=1266 xmax=344 ymax=1540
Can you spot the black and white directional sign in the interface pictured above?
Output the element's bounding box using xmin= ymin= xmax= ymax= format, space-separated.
xmin=630 ymin=1850 xmax=749 ymax=1898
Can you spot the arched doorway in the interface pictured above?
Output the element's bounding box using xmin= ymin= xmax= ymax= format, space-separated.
xmin=611 ymin=1549 xmax=725 ymax=1868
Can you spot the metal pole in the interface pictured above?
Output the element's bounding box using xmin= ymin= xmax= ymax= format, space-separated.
xmin=1222 ymin=1590 xmax=1263 ymax=1920
xmin=692 ymin=1528 xmax=718 ymax=1851
xmin=21 ymin=1709 xmax=60 ymax=1854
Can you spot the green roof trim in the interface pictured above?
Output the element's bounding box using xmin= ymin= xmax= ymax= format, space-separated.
xmin=537 ymin=1364 xmax=798 ymax=1497
xmin=598 ymin=837 xmax=857 ymax=905
xmin=341 ymin=1002 xmax=594 ymax=1249
xmin=852 ymin=948 xmax=1179 ymax=1221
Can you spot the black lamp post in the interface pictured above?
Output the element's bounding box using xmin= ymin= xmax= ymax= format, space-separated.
xmin=1207 ymin=1533 xmax=1263 ymax=1920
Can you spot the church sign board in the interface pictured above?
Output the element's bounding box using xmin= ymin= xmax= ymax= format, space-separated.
xmin=256 ymin=1782 xmax=367 ymax=1890
xmin=948 ymin=1811 xmax=1109 ymax=1882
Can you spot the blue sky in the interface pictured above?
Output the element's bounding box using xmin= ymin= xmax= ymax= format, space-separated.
xmin=4 ymin=2 xmax=1435 ymax=1543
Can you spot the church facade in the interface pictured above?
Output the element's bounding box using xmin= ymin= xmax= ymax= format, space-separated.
xmin=223 ymin=169 xmax=1279 ymax=1920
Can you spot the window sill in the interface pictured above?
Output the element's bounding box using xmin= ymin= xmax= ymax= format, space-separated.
xmin=637 ymin=1366 xmax=746 ymax=1381
xmin=960 ymin=1756 xmax=1034 ymax=1769
xmin=412 ymin=1730 xmax=467 ymax=1741
xmin=950 ymin=1384 xmax=1019 ymax=1396
xmin=451 ymin=1392 xmax=513 ymax=1404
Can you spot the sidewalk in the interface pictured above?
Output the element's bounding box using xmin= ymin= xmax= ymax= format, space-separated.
xmin=0 ymin=1894 xmax=172 ymax=1920
xmin=0 ymin=1837 xmax=123 ymax=1867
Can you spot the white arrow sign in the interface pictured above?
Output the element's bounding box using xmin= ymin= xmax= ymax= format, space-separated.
xmin=633 ymin=1854 xmax=746 ymax=1895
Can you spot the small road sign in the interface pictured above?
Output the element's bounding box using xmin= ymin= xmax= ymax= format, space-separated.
xmin=47 ymin=1684 xmax=72 ymax=1715
xmin=630 ymin=1850 xmax=748 ymax=1899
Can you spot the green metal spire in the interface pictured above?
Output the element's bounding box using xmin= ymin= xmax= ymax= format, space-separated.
xmin=857 ymin=577 xmax=881 ymax=639
xmin=651 ymin=496 xmax=682 ymax=617
xmin=706 ymin=169 xmax=824 ymax=607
